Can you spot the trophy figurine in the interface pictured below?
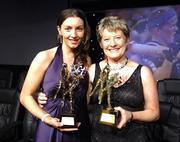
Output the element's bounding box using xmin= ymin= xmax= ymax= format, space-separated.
xmin=54 ymin=63 xmax=86 ymax=128
xmin=60 ymin=91 xmax=77 ymax=128
xmin=90 ymin=65 xmax=121 ymax=126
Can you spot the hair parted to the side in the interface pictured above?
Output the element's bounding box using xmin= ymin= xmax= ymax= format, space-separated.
xmin=56 ymin=8 xmax=91 ymax=66
xmin=96 ymin=16 xmax=130 ymax=43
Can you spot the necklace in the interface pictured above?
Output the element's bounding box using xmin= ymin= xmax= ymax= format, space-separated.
xmin=89 ymin=58 xmax=128 ymax=110
xmin=107 ymin=57 xmax=128 ymax=71
xmin=107 ymin=57 xmax=128 ymax=88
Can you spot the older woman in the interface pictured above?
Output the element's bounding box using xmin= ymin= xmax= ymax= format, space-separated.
xmin=88 ymin=16 xmax=160 ymax=142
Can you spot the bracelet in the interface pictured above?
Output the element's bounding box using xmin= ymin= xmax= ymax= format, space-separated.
xmin=128 ymin=112 xmax=133 ymax=123
xmin=130 ymin=112 xmax=133 ymax=121
xmin=41 ymin=114 xmax=51 ymax=122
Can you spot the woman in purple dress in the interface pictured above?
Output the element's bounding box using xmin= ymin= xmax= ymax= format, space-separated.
xmin=20 ymin=8 xmax=91 ymax=142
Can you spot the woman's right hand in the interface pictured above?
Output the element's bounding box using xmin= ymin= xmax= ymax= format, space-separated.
xmin=37 ymin=92 xmax=48 ymax=108
xmin=58 ymin=122 xmax=81 ymax=132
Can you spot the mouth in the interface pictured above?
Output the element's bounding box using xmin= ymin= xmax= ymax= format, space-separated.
xmin=69 ymin=38 xmax=79 ymax=45
xmin=108 ymin=48 xmax=119 ymax=52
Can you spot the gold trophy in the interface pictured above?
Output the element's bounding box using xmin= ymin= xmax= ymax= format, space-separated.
xmin=60 ymin=94 xmax=76 ymax=128
xmin=90 ymin=65 xmax=120 ymax=126
xmin=54 ymin=63 xmax=86 ymax=128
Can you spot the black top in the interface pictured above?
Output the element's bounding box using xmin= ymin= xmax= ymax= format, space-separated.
xmin=88 ymin=63 xmax=155 ymax=142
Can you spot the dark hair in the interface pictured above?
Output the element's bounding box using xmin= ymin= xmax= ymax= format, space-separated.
xmin=57 ymin=8 xmax=91 ymax=66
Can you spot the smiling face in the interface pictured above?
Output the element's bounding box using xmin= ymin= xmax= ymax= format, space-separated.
xmin=58 ymin=17 xmax=85 ymax=49
xmin=100 ymin=29 xmax=129 ymax=62
xmin=96 ymin=16 xmax=130 ymax=62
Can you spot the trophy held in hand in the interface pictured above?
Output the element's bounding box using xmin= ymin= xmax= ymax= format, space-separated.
xmin=90 ymin=65 xmax=121 ymax=127
xmin=54 ymin=63 xmax=86 ymax=128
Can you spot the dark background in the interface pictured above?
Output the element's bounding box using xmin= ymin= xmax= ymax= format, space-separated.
xmin=0 ymin=0 xmax=180 ymax=65
xmin=0 ymin=0 xmax=69 ymax=65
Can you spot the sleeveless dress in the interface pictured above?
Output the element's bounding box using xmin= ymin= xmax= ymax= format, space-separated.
xmin=35 ymin=46 xmax=91 ymax=142
xmin=88 ymin=63 xmax=154 ymax=142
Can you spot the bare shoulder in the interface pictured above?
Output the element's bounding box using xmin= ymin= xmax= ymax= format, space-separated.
xmin=35 ymin=47 xmax=57 ymax=61
xmin=140 ymin=65 xmax=156 ymax=85
xmin=141 ymin=65 xmax=154 ymax=78
xmin=30 ymin=47 xmax=58 ymax=70
xmin=33 ymin=47 xmax=57 ymax=63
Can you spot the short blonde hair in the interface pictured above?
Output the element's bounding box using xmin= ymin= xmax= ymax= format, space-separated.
xmin=96 ymin=16 xmax=130 ymax=42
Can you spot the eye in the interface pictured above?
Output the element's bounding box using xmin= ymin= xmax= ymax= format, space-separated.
xmin=115 ymin=36 xmax=121 ymax=39
xmin=64 ymin=27 xmax=71 ymax=31
xmin=103 ymin=38 xmax=110 ymax=42
xmin=76 ymin=27 xmax=83 ymax=32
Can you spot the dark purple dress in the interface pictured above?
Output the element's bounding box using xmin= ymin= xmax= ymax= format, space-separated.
xmin=35 ymin=47 xmax=91 ymax=142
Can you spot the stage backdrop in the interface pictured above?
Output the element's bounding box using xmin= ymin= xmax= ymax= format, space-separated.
xmin=87 ymin=5 xmax=180 ymax=79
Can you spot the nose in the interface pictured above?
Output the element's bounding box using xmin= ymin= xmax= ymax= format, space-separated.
xmin=109 ymin=38 xmax=116 ymax=46
xmin=70 ymin=29 xmax=77 ymax=37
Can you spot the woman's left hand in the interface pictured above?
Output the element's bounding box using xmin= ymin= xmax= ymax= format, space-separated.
xmin=114 ymin=106 xmax=132 ymax=129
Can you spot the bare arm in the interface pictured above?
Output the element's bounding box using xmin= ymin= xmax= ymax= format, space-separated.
xmin=20 ymin=48 xmax=62 ymax=128
xmin=133 ymin=66 xmax=160 ymax=121
xmin=20 ymin=50 xmax=51 ymax=118
xmin=115 ymin=65 xmax=160 ymax=129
